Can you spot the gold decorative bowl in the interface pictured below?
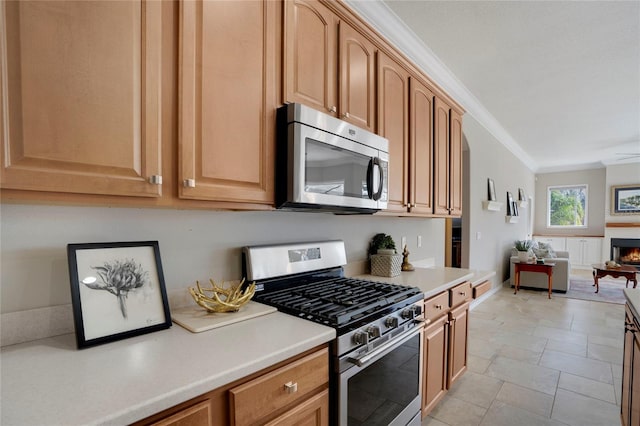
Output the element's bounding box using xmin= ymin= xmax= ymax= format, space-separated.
xmin=189 ymin=278 xmax=256 ymax=313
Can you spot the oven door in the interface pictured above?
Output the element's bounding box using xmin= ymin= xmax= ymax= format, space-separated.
xmin=339 ymin=325 xmax=423 ymax=426
xmin=290 ymin=122 xmax=388 ymax=211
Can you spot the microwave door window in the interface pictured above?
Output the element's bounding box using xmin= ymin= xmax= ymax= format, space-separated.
xmin=305 ymin=139 xmax=371 ymax=199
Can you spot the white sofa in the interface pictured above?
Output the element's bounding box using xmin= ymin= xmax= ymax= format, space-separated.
xmin=509 ymin=247 xmax=571 ymax=293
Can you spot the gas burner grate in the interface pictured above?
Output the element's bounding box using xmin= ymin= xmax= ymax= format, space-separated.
xmin=254 ymin=277 xmax=422 ymax=327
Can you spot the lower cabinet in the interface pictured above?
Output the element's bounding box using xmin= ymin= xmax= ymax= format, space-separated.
xmin=422 ymin=316 xmax=448 ymax=414
xmin=422 ymin=283 xmax=471 ymax=418
xmin=135 ymin=346 xmax=329 ymax=426
xmin=622 ymin=304 xmax=640 ymax=426
xmin=565 ymin=237 xmax=603 ymax=268
xmin=447 ymin=302 xmax=469 ymax=387
xmin=472 ymin=280 xmax=491 ymax=299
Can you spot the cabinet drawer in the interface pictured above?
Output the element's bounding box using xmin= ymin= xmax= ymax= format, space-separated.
xmin=472 ymin=281 xmax=491 ymax=299
xmin=450 ymin=282 xmax=472 ymax=307
xmin=424 ymin=292 xmax=450 ymax=322
xmin=150 ymin=400 xmax=211 ymax=426
xmin=230 ymin=348 xmax=328 ymax=425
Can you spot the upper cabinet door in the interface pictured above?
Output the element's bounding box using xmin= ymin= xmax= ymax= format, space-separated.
xmin=377 ymin=52 xmax=409 ymax=214
xmin=283 ymin=0 xmax=338 ymax=116
xmin=0 ymin=1 xmax=162 ymax=197
xmin=339 ymin=22 xmax=376 ymax=132
xmin=410 ymin=77 xmax=435 ymax=215
xmin=449 ymin=109 xmax=463 ymax=216
xmin=179 ymin=0 xmax=277 ymax=204
xmin=433 ymin=97 xmax=451 ymax=215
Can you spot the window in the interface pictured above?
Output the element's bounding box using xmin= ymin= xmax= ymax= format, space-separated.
xmin=547 ymin=185 xmax=588 ymax=227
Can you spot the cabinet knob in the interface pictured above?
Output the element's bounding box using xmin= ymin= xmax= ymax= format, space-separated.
xmin=342 ymin=112 xmax=350 ymax=119
xmin=183 ymin=179 xmax=196 ymax=188
xmin=459 ymin=292 xmax=466 ymax=296
xmin=148 ymin=175 xmax=162 ymax=185
xmin=284 ymin=381 xmax=298 ymax=394
xmin=328 ymin=106 xmax=337 ymax=113
xmin=435 ymin=304 xmax=443 ymax=310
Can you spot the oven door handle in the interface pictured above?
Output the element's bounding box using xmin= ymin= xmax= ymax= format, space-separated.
xmin=348 ymin=320 xmax=426 ymax=367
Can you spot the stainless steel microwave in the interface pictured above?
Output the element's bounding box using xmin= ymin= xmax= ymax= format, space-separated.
xmin=275 ymin=103 xmax=389 ymax=214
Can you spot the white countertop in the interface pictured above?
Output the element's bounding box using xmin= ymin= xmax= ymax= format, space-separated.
xmin=356 ymin=267 xmax=495 ymax=299
xmin=1 ymin=266 xmax=495 ymax=425
xmin=0 ymin=311 xmax=335 ymax=426
xmin=624 ymin=288 xmax=640 ymax=319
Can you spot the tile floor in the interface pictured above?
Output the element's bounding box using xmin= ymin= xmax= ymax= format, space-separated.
xmin=422 ymin=279 xmax=625 ymax=426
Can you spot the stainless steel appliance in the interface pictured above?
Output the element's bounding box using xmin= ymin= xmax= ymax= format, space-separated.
xmin=242 ymin=241 xmax=425 ymax=425
xmin=276 ymin=103 xmax=389 ymax=214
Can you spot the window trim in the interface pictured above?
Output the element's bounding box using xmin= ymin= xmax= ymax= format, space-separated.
xmin=546 ymin=184 xmax=588 ymax=228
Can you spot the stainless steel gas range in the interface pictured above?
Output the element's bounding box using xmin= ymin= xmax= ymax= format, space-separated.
xmin=242 ymin=240 xmax=426 ymax=426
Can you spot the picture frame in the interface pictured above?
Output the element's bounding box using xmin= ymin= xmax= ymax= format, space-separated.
xmin=518 ymin=188 xmax=526 ymax=201
xmin=488 ymin=178 xmax=497 ymax=201
xmin=67 ymin=241 xmax=171 ymax=349
xmin=507 ymin=191 xmax=517 ymax=216
xmin=612 ymin=184 xmax=640 ymax=215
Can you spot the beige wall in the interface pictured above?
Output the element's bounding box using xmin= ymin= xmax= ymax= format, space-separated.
xmin=0 ymin=205 xmax=445 ymax=313
xmin=462 ymin=116 xmax=536 ymax=282
xmin=534 ymin=168 xmax=606 ymax=236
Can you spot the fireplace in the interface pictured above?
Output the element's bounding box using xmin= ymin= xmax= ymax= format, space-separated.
xmin=611 ymin=238 xmax=640 ymax=269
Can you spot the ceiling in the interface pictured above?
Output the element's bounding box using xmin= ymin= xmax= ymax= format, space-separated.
xmin=352 ymin=0 xmax=640 ymax=173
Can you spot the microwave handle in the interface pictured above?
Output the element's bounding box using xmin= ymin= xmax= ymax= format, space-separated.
xmin=366 ymin=159 xmax=374 ymax=200
xmin=371 ymin=157 xmax=384 ymax=201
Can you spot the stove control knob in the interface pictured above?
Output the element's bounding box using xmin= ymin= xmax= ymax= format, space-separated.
xmin=353 ymin=330 xmax=369 ymax=345
xmin=385 ymin=316 xmax=399 ymax=329
xmin=367 ymin=325 xmax=381 ymax=339
xmin=401 ymin=305 xmax=423 ymax=320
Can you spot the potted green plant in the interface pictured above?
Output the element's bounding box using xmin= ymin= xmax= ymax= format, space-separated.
xmin=369 ymin=233 xmax=402 ymax=277
xmin=514 ymin=239 xmax=533 ymax=262
xmin=369 ymin=233 xmax=397 ymax=256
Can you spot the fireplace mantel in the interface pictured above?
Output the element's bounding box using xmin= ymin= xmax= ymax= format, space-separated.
xmin=606 ymin=222 xmax=640 ymax=228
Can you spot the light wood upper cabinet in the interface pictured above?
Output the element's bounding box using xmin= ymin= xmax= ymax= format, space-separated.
xmin=433 ymin=96 xmax=462 ymax=217
xmin=0 ymin=1 xmax=162 ymax=197
xmin=339 ymin=22 xmax=376 ymax=132
xmin=377 ymin=59 xmax=435 ymax=216
xmin=433 ymin=97 xmax=451 ymax=215
xmin=449 ymin=109 xmax=463 ymax=216
xmin=377 ymin=52 xmax=409 ymax=213
xmin=283 ymin=0 xmax=337 ymax=116
xmin=410 ymin=77 xmax=435 ymax=215
xmin=179 ymin=0 xmax=277 ymax=204
xmin=283 ymin=0 xmax=376 ymax=132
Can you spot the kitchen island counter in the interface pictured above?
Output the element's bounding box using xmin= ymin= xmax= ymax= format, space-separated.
xmin=625 ymin=288 xmax=640 ymax=319
xmin=0 ymin=310 xmax=335 ymax=426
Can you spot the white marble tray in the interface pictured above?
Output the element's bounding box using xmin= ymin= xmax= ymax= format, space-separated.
xmin=172 ymin=301 xmax=277 ymax=333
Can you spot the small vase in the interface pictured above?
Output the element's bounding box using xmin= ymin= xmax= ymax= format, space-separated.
xmin=517 ymin=251 xmax=529 ymax=262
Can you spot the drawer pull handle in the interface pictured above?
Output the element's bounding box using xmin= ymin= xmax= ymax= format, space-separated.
xmin=459 ymin=292 xmax=466 ymax=296
xmin=435 ymin=304 xmax=443 ymax=309
xmin=284 ymin=381 xmax=298 ymax=394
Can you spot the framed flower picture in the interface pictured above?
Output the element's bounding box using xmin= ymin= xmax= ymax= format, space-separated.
xmin=67 ymin=241 xmax=171 ymax=349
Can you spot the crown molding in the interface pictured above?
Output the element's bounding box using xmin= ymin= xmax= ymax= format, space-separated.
xmin=344 ymin=0 xmax=539 ymax=172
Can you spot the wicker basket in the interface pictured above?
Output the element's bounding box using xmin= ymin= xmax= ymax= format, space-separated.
xmin=370 ymin=253 xmax=402 ymax=277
